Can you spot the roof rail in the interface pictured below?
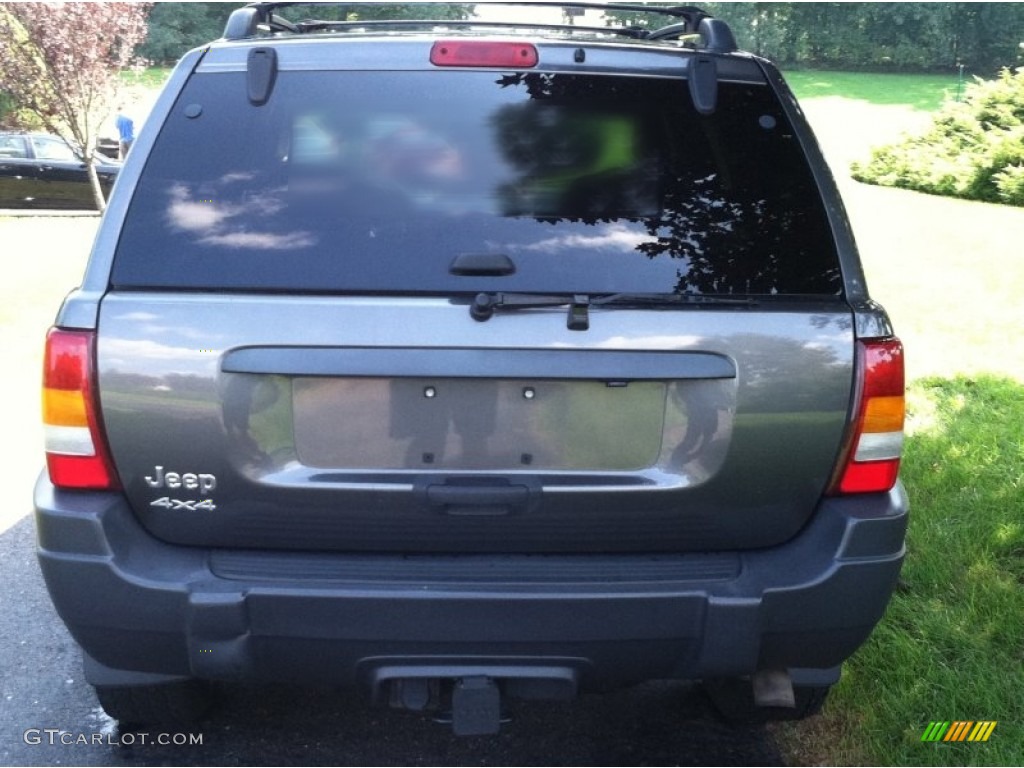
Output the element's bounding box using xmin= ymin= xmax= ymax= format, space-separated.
xmin=221 ymin=2 xmax=737 ymax=52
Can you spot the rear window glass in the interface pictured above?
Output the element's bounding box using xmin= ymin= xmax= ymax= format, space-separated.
xmin=112 ymin=70 xmax=841 ymax=296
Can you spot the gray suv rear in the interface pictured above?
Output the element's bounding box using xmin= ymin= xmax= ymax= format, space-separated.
xmin=36 ymin=1 xmax=908 ymax=735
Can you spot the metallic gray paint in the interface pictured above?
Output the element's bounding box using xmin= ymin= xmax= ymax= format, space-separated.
xmin=97 ymin=294 xmax=854 ymax=552
xmin=197 ymin=36 xmax=767 ymax=82
xmin=56 ymin=47 xmax=206 ymax=330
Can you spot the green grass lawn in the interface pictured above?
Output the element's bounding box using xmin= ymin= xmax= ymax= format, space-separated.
xmin=785 ymin=69 xmax=968 ymax=111
xmin=120 ymin=66 xmax=174 ymax=89
xmin=776 ymin=376 xmax=1024 ymax=766
xmin=773 ymin=69 xmax=1024 ymax=767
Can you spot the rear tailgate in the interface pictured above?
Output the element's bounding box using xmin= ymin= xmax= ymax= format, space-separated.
xmin=97 ymin=295 xmax=853 ymax=552
xmin=95 ymin=38 xmax=856 ymax=553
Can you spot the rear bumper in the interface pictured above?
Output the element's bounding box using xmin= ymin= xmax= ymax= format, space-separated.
xmin=35 ymin=472 xmax=908 ymax=692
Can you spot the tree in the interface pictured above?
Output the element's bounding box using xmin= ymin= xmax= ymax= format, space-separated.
xmin=139 ymin=2 xmax=240 ymax=64
xmin=266 ymin=2 xmax=472 ymax=25
xmin=139 ymin=3 xmax=474 ymax=65
xmin=602 ymin=3 xmax=1024 ymax=74
xmin=287 ymin=3 xmax=471 ymax=21
xmin=0 ymin=2 xmax=150 ymax=210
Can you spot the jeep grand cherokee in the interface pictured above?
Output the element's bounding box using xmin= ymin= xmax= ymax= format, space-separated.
xmin=36 ymin=1 xmax=908 ymax=735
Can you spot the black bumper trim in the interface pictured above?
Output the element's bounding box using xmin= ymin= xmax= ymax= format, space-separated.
xmin=35 ymin=473 xmax=908 ymax=689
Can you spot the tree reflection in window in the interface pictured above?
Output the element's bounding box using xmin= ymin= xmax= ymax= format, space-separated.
xmin=492 ymin=72 xmax=841 ymax=296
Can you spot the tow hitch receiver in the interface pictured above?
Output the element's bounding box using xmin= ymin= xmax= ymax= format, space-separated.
xmin=452 ymin=676 xmax=501 ymax=736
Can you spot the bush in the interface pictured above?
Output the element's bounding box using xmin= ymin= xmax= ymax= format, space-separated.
xmin=994 ymin=163 xmax=1024 ymax=204
xmin=852 ymin=68 xmax=1024 ymax=206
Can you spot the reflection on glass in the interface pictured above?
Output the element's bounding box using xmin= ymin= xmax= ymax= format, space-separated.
xmin=223 ymin=374 xmax=295 ymax=466
xmin=117 ymin=70 xmax=841 ymax=295
xmin=388 ymin=380 xmax=497 ymax=467
xmin=491 ymin=103 xmax=658 ymax=219
xmin=293 ymin=379 xmax=681 ymax=472
xmin=166 ymin=181 xmax=315 ymax=250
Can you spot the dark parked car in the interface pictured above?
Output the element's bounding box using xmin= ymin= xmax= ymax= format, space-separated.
xmin=0 ymin=132 xmax=119 ymax=209
xmin=95 ymin=137 xmax=121 ymax=161
xmin=36 ymin=2 xmax=908 ymax=736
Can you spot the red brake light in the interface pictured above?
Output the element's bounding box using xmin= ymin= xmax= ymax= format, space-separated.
xmin=42 ymin=328 xmax=119 ymax=490
xmin=831 ymin=338 xmax=905 ymax=495
xmin=430 ymin=40 xmax=538 ymax=68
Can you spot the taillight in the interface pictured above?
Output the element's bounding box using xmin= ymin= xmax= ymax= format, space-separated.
xmin=42 ymin=328 xmax=119 ymax=490
xmin=430 ymin=40 xmax=538 ymax=68
xmin=831 ymin=338 xmax=905 ymax=495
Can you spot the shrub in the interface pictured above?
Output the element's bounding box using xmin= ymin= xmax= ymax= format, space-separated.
xmin=994 ymin=163 xmax=1024 ymax=205
xmin=852 ymin=68 xmax=1024 ymax=206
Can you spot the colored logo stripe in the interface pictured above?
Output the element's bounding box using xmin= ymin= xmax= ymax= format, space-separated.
xmin=969 ymin=721 xmax=997 ymax=742
xmin=944 ymin=721 xmax=971 ymax=741
xmin=922 ymin=721 xmax=996 ymax=742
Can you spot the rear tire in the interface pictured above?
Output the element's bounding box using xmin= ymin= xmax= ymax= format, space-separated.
xmin=94 ymin=680 xmax=213 ymax=726
xmin=703 ymin=677 xmax=830 ymax=724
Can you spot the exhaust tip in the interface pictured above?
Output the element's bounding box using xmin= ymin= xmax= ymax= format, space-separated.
xmin=752 ymin=668 xmax=796 ymax=709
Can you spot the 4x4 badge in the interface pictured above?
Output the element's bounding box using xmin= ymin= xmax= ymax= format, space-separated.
xmin=150 ymin=496 xmax=216 ymax=512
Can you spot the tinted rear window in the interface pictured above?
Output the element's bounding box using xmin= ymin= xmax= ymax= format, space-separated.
xmin=112 ymin=69 xmax=841 ymax=296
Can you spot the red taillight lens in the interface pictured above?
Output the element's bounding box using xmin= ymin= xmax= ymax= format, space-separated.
xmin=832 ymin=338 xmax=905 ymax=495
xmin=42 ymin=328 xmax=119 ymax=490
xmin=430 ymin=40 xmax=538 ymax=68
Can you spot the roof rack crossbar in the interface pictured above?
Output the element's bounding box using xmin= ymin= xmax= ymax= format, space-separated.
xmin=222 ymin=2 xmax=737 ymax=53
xmin=486 ymin=2 xmax=708 ymax=24
xmin=237 ymin=2 xmax=709 ymax=23
xmin=287 ymin=19 xmax=648 ymax=39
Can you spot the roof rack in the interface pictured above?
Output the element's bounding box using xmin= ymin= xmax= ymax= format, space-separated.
xmin=222 ymin=2 xmax=738 ymax=52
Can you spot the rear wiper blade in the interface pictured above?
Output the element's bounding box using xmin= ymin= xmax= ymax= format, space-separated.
xmin=468 ymin=292 xmax=757 ymax=330
xmin=592 ymin=293 xmax=759 ymax=308
xmin=470 ymin=292 xmax=591 ymax=331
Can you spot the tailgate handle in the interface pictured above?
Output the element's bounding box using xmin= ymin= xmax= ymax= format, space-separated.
xmin=427 ymin=483 xmax=530 ymax=517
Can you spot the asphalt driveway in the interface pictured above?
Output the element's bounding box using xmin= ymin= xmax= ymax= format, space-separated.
xmin=0 ymin=515 xmax=782 ymax=766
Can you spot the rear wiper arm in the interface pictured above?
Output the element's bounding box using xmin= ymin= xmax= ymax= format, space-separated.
xmin=470 ymin=292 xmax=591 ymax=331
xmin=592 ymin=293 xmax=759 ymax=308
xmin=468 ymin=292 xmax=757 ymax=330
